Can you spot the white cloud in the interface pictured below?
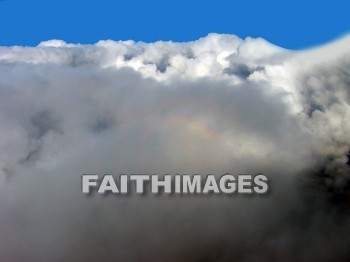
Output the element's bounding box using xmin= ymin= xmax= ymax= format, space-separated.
xmin=0 ymin=34 xmax=349 ymax=261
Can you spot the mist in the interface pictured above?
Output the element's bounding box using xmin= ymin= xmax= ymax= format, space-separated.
xmin=0 ymin=34 xmax=349 ymax=261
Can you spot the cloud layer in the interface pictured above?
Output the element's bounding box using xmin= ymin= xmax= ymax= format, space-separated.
xmin=0 ymin=34 xmax=350 ymax=261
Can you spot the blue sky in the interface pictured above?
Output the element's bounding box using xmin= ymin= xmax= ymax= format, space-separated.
xmin=0 ymin=0 xmax=349 ymax=49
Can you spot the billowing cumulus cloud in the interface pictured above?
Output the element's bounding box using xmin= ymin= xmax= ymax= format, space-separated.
xmin=0 ymin=34 xmax=349 ymax=261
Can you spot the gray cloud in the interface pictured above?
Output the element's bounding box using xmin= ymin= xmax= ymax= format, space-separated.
xmin=0 ymin=34 xmax=349 ymax=261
